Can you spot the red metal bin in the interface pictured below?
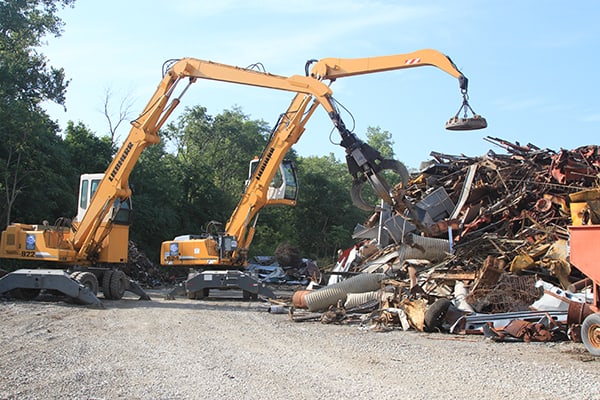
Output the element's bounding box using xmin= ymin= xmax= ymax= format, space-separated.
xmin=568 ymin=225 xmax=600 ymax=355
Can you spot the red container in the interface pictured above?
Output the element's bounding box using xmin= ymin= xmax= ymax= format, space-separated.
xmin=569 ymin=225 xmax=600 ymax=285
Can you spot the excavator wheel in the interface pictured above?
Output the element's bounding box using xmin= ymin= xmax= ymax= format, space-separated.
xmin=102 ymin=270 xmax=114 ymax=300
xmin=424 ymin=298 xmax=452 ymax=332
xmin=242 ymin=290 xmax=258 ymax=300
xmin=108 ymin=270 xmax=128 ymax=300
xmin=72 ymin=271 xmax=99 ymax=296
xmin=351 ymin=182 xmax=376 ymax=211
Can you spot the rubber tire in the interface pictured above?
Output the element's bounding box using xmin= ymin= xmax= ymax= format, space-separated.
xmin=108 ymin=270 xmax=128 ymax=300
xmin=424 ymin=298 xmax=452 ymax=332
xmin=73 ymin=271 xmax=99 ymax=296
xmin=581 ymin=313 xmax=600 ymax=356
xmin=102 ymin=270 xmax=115 ymax=300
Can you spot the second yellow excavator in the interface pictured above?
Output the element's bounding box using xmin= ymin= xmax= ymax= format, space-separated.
xmin=159 ymin=49 xmax=486 ymax=299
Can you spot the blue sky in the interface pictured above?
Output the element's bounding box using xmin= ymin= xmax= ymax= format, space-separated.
xmin=42 ymin=1 xmax=600 ymax=169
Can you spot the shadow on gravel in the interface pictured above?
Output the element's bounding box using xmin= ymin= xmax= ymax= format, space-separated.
xmin=104 ymin=296 xmax=275 ymax=313
xmin=1 ymin=287 xmax=294 ymax=313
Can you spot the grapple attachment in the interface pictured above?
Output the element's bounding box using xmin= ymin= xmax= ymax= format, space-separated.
xmin=350 ymin=158 xmax=409 ymax=211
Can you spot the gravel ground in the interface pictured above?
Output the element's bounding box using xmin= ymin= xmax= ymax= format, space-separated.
xmin=1 ymin=289 xmax=599 ymax=400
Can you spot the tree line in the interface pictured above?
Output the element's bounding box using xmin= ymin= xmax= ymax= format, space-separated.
xmin=0 ymin=0 xmax=399 ymax=267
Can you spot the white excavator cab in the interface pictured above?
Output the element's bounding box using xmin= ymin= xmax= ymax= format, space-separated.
xmin=76 ymin=173 xmax=132 ymax=225
xmin=76 ymin=173 xmax=103 ymax=223
xmin=246 ymin=158 xmax=298 ymax=203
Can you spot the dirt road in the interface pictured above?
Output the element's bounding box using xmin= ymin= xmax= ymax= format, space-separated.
xmin=1 ymin=289 xmax=599 ymax=400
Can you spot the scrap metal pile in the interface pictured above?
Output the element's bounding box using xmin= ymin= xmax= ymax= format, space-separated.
xmin=285 ymin=136 xmax=600 ymax=344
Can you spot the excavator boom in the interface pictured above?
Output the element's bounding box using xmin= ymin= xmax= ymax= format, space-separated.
xmin=309 ymin=48 xmax=465 ymax=83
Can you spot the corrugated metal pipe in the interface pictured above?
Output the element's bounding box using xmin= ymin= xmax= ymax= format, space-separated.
xmin=392 ymin=234 xmax=450 ymax=269
xmin=304 ymin=273 xmax=386 ymax=312
xmin=344 ymin=290 xmax=382 ymax=309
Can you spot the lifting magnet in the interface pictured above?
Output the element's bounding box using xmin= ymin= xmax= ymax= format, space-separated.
xmin=446 ymin=90 xmax=487 ymax=131
xmin=445 ymin=115 xmax=488 ymax=131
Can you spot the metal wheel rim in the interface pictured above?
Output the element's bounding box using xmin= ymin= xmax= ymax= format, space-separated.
xmin=588 ymin=323 xmax=600 ymax=349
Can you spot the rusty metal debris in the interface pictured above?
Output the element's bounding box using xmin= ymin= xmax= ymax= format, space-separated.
xmin=284 ymin=137 xmax=600 ymax=352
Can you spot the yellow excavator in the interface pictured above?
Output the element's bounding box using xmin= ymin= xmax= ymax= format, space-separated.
xmin=159 ymin=49 xmax=486 ymax=299
xmin=0 ymin=49 xmax=485 ymax=303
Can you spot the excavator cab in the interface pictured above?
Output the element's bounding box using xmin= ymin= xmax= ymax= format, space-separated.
xmin=246 ymin=157 xmax=298 ymax=204
xmin=76 ymin=173 xmax=133 ymax=225
xmin=76 ymin=173 xmax=103 ymax=223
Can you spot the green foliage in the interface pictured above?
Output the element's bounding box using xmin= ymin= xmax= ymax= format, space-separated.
xmin=128 ymin=143 xmax=182 ymax=261
xmin=249 ymin=206 xmax=295 ymax=257
xmin=366 ymin=126 xmax=395 ymax=159
xmin=289 ymin=153 xmax=367 ymax=261
xmin=363 ymin=125 xmax=406 ymax=205
xmin=0 ymin=0 xmax=74 ymax=108
xmin=0 ymin=0 xmax=75 ymax=230
xmin=0 ymin=99 xmax=71 ymax=226
xmin=64 ymin=121 xmax=113 ymax=172
xmin=211 ymin=107 xmax=271 ymax=195
xmin=250 ymin=224 xmax=286 ymax=257
xmin=162 ymin=105 xmax=272 ymax=229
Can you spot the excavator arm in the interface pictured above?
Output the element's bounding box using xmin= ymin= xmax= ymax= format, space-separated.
xmin=306 ymin=48 xmax=487 ymax=211
xmin=226 ymin=93 xmax=320 ymax=252
xmin=308 ymin=49 xmax=466 ymax=82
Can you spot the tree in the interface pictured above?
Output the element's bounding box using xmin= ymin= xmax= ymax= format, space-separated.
xmin=0 ymin=0 xmax=74 ymax=108
xmin=366 ymin=126 xmax=395 ymax=159
xmin=364 ymin=125 xmax=406 ymax=204
xmin=289 ymin=153 xmax=367 ymax=263
xmin=211 ymin=107 xmax=271 ymax=196
xmin=0 ymin=103 xmax=72 ymax=226
xmin=63 ymin=121 xmax=113 ymax=175
xmin=159 ymin=105 xmax=272 ymax=242
xmin=0 ymin=0 xmax=75 ymax=226
xmin=129 ymin=143 xmax=183 ymax=261
xmin=102 ymin=86 xmax=134 ymax=146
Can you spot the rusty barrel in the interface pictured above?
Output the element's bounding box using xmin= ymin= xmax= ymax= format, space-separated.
xmin=292 ymin=290 xmax=311 ymax=309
